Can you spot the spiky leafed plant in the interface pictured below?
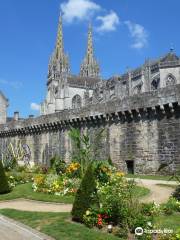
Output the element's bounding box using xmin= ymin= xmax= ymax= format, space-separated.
xmin=69 ymin=128 xmax=105 ymax=178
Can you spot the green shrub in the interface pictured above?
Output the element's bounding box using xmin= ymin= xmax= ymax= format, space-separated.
xmin=161 ymin=197 xmax=180 ymax=214
xmin=0 ymin=160 xmax=10 ymax=194
xmin=173 ymin=185 xmax=180 ymax=201
xmin=72 ymin=163 xmax=99 ymax=222
xmin=29 ymin=164 xmax=49 ymax=174
xmin=50 ymin=156 xmax=66 ymax=175
xmin=93 ymin=160 xmax=112 ymax=184
xmin=6 ymin=171 xmax=33 ymax=188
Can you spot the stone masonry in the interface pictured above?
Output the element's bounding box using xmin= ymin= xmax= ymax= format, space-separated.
xmin=0 ymin=84 xmax=180 ymax=174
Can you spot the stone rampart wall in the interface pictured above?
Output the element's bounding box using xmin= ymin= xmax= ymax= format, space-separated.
xmin=0 ymin=85 xmax=180 ymax=174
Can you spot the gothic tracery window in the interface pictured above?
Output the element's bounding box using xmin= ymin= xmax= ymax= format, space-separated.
xmin=151 ymin=78 xmax=160 ymax=90
xmin=166 ymin=74 xmax=176 ymax=86
xmin=133 ymin=83 xmax=143 ymax=95
xmin=72 ymin=95 xmax=82 ymax=109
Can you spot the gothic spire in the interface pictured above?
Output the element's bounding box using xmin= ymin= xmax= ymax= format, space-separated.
xmin=86 ymin=23 xmax=94 ymax=63
xmin=55 ymin=14 xmax=64 ymax=59
xmin=80 ymin=24 xmax=100 ymax=78
xmin=48 ymin=13 xmax=70 ymax=76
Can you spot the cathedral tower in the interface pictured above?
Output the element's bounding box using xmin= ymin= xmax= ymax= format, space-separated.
xmin=41 ymin=14 xmax=70 ymax=114
xmin=48 ymin=14 xmax=70 ymax=81
xmin=80 ymin=24 xmax=100 ymax=78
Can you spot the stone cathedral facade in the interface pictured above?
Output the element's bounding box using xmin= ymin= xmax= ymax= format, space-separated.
xmin=40 ymin=16 xmax=100 ymax=115
xmin=40 ymin=15 xmax=180 ymax=116
xmin=0 ymin=14 xmax=180 ymax=174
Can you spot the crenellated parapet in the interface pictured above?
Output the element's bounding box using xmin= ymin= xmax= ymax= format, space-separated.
xmin=1 ymin=84 xmax=180 ymax=138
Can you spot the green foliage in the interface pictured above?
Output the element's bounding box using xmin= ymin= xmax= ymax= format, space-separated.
xmin=173 ymin=185 xmax=180 ymax=201
xmin=69 ymin=128 xmax=105 ymax=178
xmin=93 ymin=160 xmax=113 ymax=184
xmin=0 ymin=182 xmax=74 ymax=203
xmin=29 ymin=164 xmax=49 ymax=174
xmin=69 ymin=128 xmax=91 ymax=178
xmin=83 ymin=209 xmax=98 ymax=228
xmin=97 ymin=174 xmax=154 ymax=234
xmin=50 ymin=155 xmax=66 ymax=175
xmin=141 ymin=202 xmax=161 ymax=216
xmin=6 ymin=171 xmax=33 ymax=188
xmin=72 ymin=163 xmax=99 ymax=222
xmin=161 ymin=197 xmax=180 ymax=215
xmin=33 ymin=173 xmax=81 ymax=196
xmin=0 ymin=209 xmax=121 ymax=240
xmin=107 ymin=156 xmax=114 ymax=166
xmin=0 ymin=160 xmax=10 ymax=194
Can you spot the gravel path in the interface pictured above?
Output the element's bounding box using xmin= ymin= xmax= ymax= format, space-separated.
xmin=0 ymin=215 xmax=54 ymax=240
xmin=0 ymin=199 xmax=72 ymax=212
xmin=132 ymin=178 xmax=177 ymax=203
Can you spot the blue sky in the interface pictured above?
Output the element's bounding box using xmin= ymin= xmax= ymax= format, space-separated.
xmin=0 ymin=0 xmax=180 ymax=118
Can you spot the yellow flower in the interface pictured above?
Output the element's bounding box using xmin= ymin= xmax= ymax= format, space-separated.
xmin=34 ymin=175 xmax=45 ymax=185
xmin=66 ymin=162 xmax=80 ymax=173
xmin=116 ymin=172 xmax=125 ymax=177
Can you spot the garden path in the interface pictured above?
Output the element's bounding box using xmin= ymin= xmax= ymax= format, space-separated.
xmin=0 ymin=199 xmax=72 ymax=212
xmin=0 ymin=179 xmax=177 ymax=213
xmin=133 ymin=178 xmax=177 ymax=203
xmin=0 ymin=214 xmax=54 ymax=240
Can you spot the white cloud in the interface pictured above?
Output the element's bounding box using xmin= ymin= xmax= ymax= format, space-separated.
xmin=0 ymin=78 xmax=22 ymax=89
xmin=125 ymin=21 xmax=148 ymax=49
xmin=96 ymin=11 xmax=120 ymax=32
xmin=61 ymin=0 xmax=101 ymax=23
xmin=30 ymin=103 xmax=40 ymax=111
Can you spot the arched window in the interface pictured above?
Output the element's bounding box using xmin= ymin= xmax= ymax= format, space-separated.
xmin=72 ymin=95 xmax=82 ymax=109
xmin=133 ymin=83 xmax=143 ymax=95
xmin=151 ymin=78 xmax=160 ymax=90
xmin=166 ymin=74 xmax=176 ymax=86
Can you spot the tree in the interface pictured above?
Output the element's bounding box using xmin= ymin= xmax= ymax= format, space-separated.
xmin=71 ymin=163 xmax=98 ymax=222
xmin=0 ymin=160 xmax=10 ymax=194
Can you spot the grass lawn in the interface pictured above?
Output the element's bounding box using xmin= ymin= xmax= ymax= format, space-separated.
xmin=0 ymin=183 xmax=74 ymax=203
xmin=0 ymin=182 xmax=149 ymax=204
xmin=133 ymin=185 xmax=150 ymax=198
xmin=127 ymin=174 xmax=175 ymax=181
xmin=155 ymin=212 xmax=180 ymax=231
xmin=0 ymin=209 xmax=179 ymax=239
xmin=0 ymin=209 xmax=120 ymax=240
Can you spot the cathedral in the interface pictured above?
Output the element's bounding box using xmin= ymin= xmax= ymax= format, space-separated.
xmin=40 ymin=14 xmax=180 ymax=116
xmin=40 ymin=15 xmax=100 ymax=115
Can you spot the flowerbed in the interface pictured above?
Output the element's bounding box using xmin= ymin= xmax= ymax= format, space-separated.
xmin=6 ymin=171 xmax=34 ymax=189
xmin=32 ymin=174 xmax=81 ymax=196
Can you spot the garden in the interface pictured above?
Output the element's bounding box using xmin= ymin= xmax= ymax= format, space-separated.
xmin=0 ymin=128 xmax=180 ymax=240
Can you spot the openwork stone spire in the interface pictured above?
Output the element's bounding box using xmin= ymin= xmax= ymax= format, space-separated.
xmin=55 ymin=14 xmax=64 ymax=59
xmin=48 ymin=14 xmax=70 ymax=77
xmin=80 ymin=24 xmax=100 ymax=78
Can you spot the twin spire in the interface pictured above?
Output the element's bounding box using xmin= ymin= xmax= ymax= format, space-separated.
xmin=53 ymin=14 xmax=100 ymax=78
xmin=55 ymin=14 xmax=64 ymax=59
xmin=80 ymin=23 xmax=100 ymax=78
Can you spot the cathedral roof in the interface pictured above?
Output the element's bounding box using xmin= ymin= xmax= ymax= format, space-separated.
xmin=160 ymin=52 xmax=179 ymax=63
xmin=67 ymin=75 xmax=100 ymax=88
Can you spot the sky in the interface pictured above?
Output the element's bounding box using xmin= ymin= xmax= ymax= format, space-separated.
xmin=0 ymin=0 xmax=180 ymax=118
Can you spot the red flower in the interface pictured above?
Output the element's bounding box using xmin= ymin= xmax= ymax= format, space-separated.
xmin=97 ymin=214 xmax=103 ymax=226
